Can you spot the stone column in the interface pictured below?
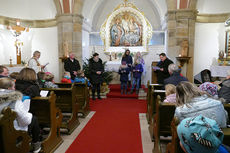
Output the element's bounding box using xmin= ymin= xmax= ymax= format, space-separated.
xmin=56 ymin=14 xmax=83 ymax=79
xmin=166 ymin=9 xmax=197 ymax=82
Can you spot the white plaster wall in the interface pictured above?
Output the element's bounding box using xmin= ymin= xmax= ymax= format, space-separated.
xmin=194 ymin=23 xmax=226 ymax=75
xmin=82 ymin=30 xmax=90 ymax=62
xmin=31 ymin=27 xmax=59 ymax=81
xmin=197 ymin=0 xmax=230 ymax=14
xmin=0 ymin=0 xmax=56 ymax=19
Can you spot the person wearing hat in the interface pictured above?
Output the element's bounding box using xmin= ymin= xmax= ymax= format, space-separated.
xmin=218 ymin=70 xmax=230 ymax=103
xmin=175 ymin=81 xmax=228 ymax=128
xmin=199 ymin=82 xmax=219 ymax=98
xmin=89 ymin=53 xmax=104 ymax=100
xmin=177 ymin=115 xmax=230 ymax=153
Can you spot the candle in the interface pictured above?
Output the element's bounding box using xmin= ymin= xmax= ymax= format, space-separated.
xmin=179 ymin=54 xmax=182 ymax=57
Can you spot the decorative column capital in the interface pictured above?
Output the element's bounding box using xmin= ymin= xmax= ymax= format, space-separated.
xmin=166 ymin=9 xmax=198 ymax=21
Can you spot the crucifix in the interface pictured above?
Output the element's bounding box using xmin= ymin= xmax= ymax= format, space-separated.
xmin=7 ymin=20 xmax=29 ymax=64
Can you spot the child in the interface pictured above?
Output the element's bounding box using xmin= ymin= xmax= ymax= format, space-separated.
xmin=44 ymin=72 xmax=58 ymax=88
xmin=74 ymin=70 xmax=91 ymax=87
xmin=199 ymin=82 xmax=218 ymax=98
xmin=177 ymin=115 xmax=230 ymax=153
xmin=119 ymin=61 xmax=129 ymax=94
xmin=61 ymin=71 xmax=72 ymax=83
xmin=163 ymin=84 xmax=176 ymax=103
xmin=130 ymin=58 xmax=143 ymax=94
xmin=37 ymin=71 xmax=46 ymax=88
xmin=9 ymin=72 xmax=19 ymax=81
xmin=0 ymin=78 xmax=41 ymax=153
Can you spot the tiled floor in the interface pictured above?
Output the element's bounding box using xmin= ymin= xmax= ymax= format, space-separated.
xmin=54 ymin=112 xmax=154 ymax=153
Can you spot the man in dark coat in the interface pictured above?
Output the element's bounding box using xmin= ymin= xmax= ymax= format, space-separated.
xmin=164 ymin=64 xmax=188 ymax=86
xmin=89 ymin=53 xmax=104 ymax=100
xmin=0 ymin=65 xmax=9 ymax=78
xmin=64 ymin=52 xmax=81 ymax=80
xmin=155 ymin=53 xmax=173 ymax=84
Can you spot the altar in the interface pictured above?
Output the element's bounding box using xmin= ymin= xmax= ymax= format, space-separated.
xmin=7 ymin=65 xmax=25 ymax=74
xmin=210 ymin=65 xmax=230 ymax=77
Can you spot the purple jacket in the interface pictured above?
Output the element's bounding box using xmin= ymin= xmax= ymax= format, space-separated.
xmin=132 ymin=64 xmax=143 ymax=79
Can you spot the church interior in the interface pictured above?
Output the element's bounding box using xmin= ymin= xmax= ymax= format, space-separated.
xmin=0 ymin=0 xmax=230 ymax=153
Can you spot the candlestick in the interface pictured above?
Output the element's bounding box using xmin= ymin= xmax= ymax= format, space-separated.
xmin=9 ymin=57 xmax=13 ymax=67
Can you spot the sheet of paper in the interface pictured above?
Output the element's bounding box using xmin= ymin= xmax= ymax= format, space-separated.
xmin=152 ymin=66 xmax=160 ymax=70
xmin=40 ymin=90 xmax=49 ymax=97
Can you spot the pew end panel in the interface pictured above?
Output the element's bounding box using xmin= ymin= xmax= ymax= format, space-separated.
xmin=0 ymin=107 xmax=31 ymax=153
xmin=30 ymin=92 xmax=63 ymax=153
xmin=152 ymin=95 xmax=176 ymax=153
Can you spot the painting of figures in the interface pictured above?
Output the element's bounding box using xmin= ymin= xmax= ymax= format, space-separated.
xmin=110 ymin=12 xmax=143 ymax=46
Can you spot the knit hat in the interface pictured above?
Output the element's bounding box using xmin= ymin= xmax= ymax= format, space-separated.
xmin=177 ymin=115 xmax=224 ymax=153
xmin=199 ymin=82 xmax=218 ymax=97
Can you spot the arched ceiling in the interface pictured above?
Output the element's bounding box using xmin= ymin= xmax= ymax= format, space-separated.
xmin=82 ymin=0 xmax=167 ymax=31
xmin=0 ymin=0 xmax=57 ymax=20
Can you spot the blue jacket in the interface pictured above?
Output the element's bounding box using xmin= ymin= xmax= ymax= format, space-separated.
xmin=174 ymin=94 xmax=228 ymax=128
xmin=164 ymin=72 xmax=188 ymax=86
xmin=132 ymin=64 xmax=143 ymax=79
xmin=119 ymin=66 xmax=129 ymax=82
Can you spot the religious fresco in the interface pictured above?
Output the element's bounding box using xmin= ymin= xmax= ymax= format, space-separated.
xmin=110 ymin=12 xmax=142 ymax=46
xmin=100 ymin=0 xmax=152 ymax=53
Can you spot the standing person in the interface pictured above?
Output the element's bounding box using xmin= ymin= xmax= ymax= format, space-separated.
xmin=119 ymin=61 xmax=129 ymax=94
xmin=121 ymin=49 xmax=133 ymax=88
xmin=175 ymin=81 xmax=228 ymax=128
xmin=0 ymin=65 xmax=9 ymax=78
xmin=130 ymin=58 xmax=143 ymax=94
xmin=154 ymin=53 xmax=173 ymax=84
xmin=64 ymin=52 xmax=81 ymax=80
xmin=134 ymin=52 xmax=145 ymax=88
xmin=28 ymin=51 xmax=48 ymax=73
xmin=89 ymin=53 xmax=104 ymax=100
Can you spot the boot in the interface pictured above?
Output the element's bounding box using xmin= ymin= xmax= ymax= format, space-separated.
xmin=92 ymin=92 xmax=96 ymax=100
xmin=124 ymin=89 xmax=127 ymax=95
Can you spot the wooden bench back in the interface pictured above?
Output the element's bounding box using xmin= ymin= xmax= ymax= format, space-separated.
xmin=152 ymin=95 xmax=176 ymax=153
xmin=30 ymin=92 xmax=63 ymax=153
xmin=0 ymin=107 xmax=31 ymax=153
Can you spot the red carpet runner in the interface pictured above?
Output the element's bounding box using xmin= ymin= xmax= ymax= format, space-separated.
xmin=106 ymin=84 xmax=138 ymax=98
xmin=66 ymin=98 xmax=146 ymax=153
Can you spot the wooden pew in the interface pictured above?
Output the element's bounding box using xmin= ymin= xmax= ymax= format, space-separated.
xmin=56 ymin=82 xmax=90 ymax=117
xmin=146 ymin=81 xmax=164 ymax=124
xmin=152 ymin=95 xmax=176 ymax=153
xmin=0 ymin=107 xmax=31 ymax=153
xmin=74 ymin=82 xmax=90 ymax=117
xmin=165 ymin=117 xmax=185 ymax=153
xmin=148 ymin=89 xmax=165 ymax=141
xmin=41 ymin=83 xmax=80 ymax=134
xmin=30 ymin=91 xmax=63 ymax=153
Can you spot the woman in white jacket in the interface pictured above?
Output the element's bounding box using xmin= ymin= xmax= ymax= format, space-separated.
xmin=0 ymin=78 xmax=41 ymax=153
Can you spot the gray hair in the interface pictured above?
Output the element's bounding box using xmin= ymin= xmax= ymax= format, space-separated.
xmin=168 ymin=64 xmax=179 ymax=74
xmin=33 ymin=50 xmax=40 ymax=57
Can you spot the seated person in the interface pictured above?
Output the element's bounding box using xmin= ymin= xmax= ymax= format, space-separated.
xmin=199 ymin=82 xmax=218 ymax=98
xmin=16 ymin=68 xmax=40 ymax=98
xmin=164 ymin=64 xmax=188 ymax=86
xmin=74 ymin=70 xmax=91 ymax=87
xmin=163 ymin=84 xmax=176 ymax=103
xmin=61 ymin=71 xmax=72 ymax=83
xmin=218 ymin=70 xmax=230 ymax=103
xmin=175 ymin=81 xmax=228 ymax=128
xmin=0 ymin=78 xmax=41 ymax=153
xmin=177 ymin=115 xmax=230 ymax=153
xmin=44 ymin=72 xmax=58 ymax=88
xmin=0 ymin=65 xmax=9 ymax=78
xmin=9 ymin=72 xmax=19 ymax=81
xmin=37 ymin=72 xmax=46 ymax=88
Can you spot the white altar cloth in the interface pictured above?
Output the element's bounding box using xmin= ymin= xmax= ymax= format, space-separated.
xmin=210 ymin=65 xmax=230 ymax=77
xmin=7 ymin=66 xmax=25 ymax=74
xmin=105 ymin=61 xmax=121 ymax=72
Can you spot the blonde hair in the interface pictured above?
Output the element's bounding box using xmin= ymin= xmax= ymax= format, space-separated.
xmin=17 ymin=68 xmax=37 ymax=81
xmin=77 ymin=70 xmax=84 ymax=77
xmin=0 ymin=78 xmax=15 ymax=89
xmin=9 ymin=72 xmax=19 ymax=80
xmin=165 ymin=84 xmax=176 ymax=96
xmin=176 ymin=81 xmax=204 ymax=106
